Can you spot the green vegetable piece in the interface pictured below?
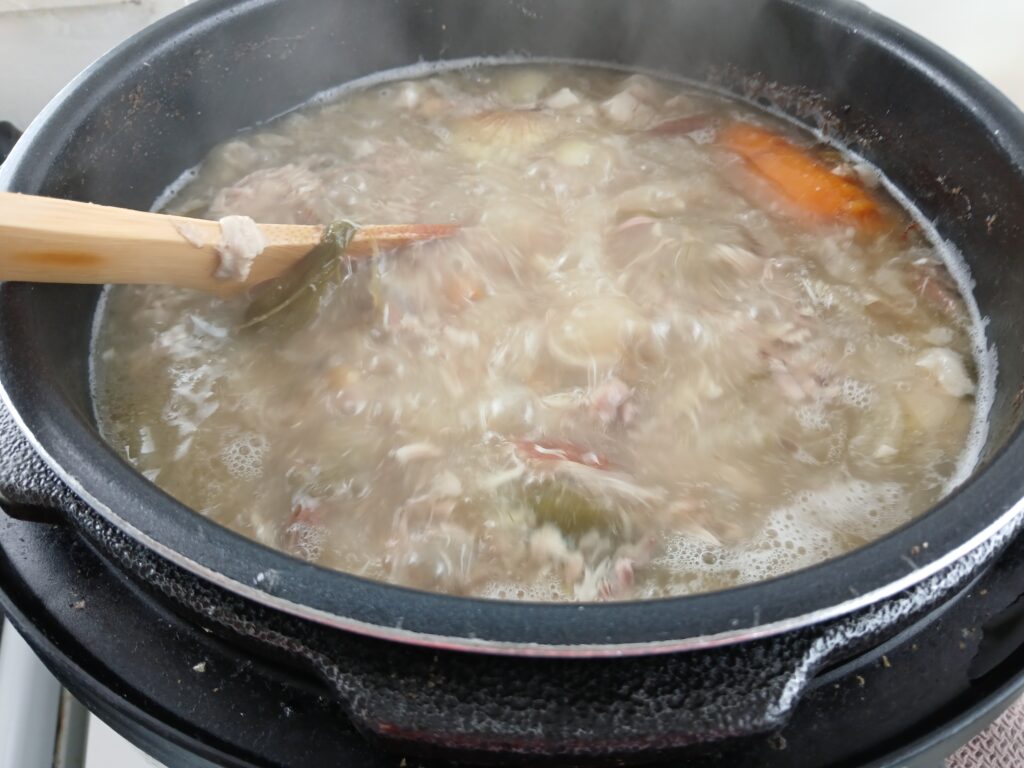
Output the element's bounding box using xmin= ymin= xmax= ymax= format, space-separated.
xmin=527 ymin=481 xmax=617 ymax=539
xmin=241 ymin=221 xmax=358 ymax=331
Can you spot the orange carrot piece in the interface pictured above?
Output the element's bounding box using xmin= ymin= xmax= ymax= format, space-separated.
xmin=719 ymin=123 xmax=885 ymax=233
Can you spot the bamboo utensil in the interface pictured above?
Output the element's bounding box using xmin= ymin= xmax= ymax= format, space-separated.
xmin=0 ymin=192 xmax=457 ymax=295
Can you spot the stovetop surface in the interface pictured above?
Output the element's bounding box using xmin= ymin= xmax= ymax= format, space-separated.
xmin=0 ymin=513 xmax=415 ymax=768
xmin=3 ymin=509 xmax=1024 ymax=768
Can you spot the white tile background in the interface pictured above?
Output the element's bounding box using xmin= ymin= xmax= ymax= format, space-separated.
xmin=870 ymin=0 xmax=1024 ymax=104
xmin=83 ymin=717 xmax=167 ymax=768
xmin=1 ymin=2 xmax=1023 ymax=767
xmin=1 ymin=0 xmax=192 ymax=129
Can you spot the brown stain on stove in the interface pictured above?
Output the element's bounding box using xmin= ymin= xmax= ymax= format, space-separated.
xmin=18 ymin=251 xmax=103 ymax=268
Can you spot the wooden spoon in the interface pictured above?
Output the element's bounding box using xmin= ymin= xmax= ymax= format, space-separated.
xmin=0 ymin=192 xmax=457 ymax=296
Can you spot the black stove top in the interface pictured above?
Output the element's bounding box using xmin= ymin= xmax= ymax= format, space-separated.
xmin=2 ymin=509 xmax=1024 ymax=768
xmin=0 ymin=514 xmax=406 ymax=768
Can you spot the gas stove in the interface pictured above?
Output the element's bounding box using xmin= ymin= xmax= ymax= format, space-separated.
xmin=0 ymin=511 xmax=418 ymax=768
xmin=3 ymin=510 xmax=1024 ymax=768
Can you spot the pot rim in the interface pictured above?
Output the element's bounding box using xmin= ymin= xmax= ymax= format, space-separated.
xmin=3 ymin=0 xmax=1024 ymax=657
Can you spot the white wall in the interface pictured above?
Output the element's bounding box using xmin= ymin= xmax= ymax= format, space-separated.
xmin=869 ymin=0 xmax=1024 ymax=105
xmin=1 ymin=0 xmax=190 ymax=129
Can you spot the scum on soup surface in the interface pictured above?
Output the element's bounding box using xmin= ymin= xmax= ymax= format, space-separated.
xmin=94 ymin=65 xmax=983 ymax=601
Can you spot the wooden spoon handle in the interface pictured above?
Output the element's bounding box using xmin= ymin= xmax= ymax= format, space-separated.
xmin=0 ymin=192 xmax=456 ymax=295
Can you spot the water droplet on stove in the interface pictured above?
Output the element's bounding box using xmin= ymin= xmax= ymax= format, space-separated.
xmin=254 ymin=568 xmax=282 ymax=591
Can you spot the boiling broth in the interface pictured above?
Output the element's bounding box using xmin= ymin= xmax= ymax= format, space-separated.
xmin=93 ymin=64 xmax=988 ymax=601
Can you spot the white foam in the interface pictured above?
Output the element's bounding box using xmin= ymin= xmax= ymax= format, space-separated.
xmin=840 ymin=377 xmax=876 ymax=410
xmin=796 ymin=401 xmax=829 ymax=431
xmin=796 ymin=479 xmax=906 ymax=540
xmin=657 ymin=506 xmax=842 ymax=591
xmin=219 ymin=431 xmax=268 ymax=480
xmin=480 ymin=576 xmax=564 ymax=602
xmin=656 ymin=479 xmax=909 ymax=591
xmin=285 ymin=522 xmax=325 ymax=562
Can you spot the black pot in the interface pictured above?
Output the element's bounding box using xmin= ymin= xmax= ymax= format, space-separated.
xmin=2 ymin=0 xmax=1024 ymax=764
